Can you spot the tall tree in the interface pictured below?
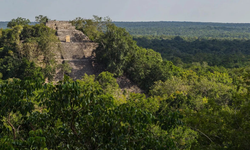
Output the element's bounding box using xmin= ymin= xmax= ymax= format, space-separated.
xmin=7 ymin=17 xmax=30 ymax=28
xmin=95 ymin=23 xmax=138 ymax=76
xmin=70 ymin=15 xmax=111 ymax=41
xmin=35 ymin=15 xmax=50 ymax=25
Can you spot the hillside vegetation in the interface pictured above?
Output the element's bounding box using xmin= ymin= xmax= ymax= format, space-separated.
xmin=0 ymin=16 xmax=250 ymax=149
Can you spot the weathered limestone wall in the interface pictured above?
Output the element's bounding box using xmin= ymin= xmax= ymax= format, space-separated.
xmin=54 ymin=59 xmax=95 ymax=81
xmin=46 ymin=21 xmax=98 ymax=81
xmin=46 ymin=21 xmax=90 ymax=42
xmin=57 ymin=29 xmax=90 ymax=42
xmin=60 ymin=42 xmax=98 ymax=59
xmin=46 ymin=21 xmax=75 ymax=30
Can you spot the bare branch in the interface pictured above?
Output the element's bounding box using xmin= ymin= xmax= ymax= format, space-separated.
xmin=7 ymin=113 xmax=16 ymax=140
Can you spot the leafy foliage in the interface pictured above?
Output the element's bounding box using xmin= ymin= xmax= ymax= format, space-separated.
xmin=127 ymin=48 xmax=181 ymax=91
xmin=35 ymin=15 xmax=50 ymax=25
xmin=135 ymin=36 xmax=250 ymax=68
xmin=0 ymin=22 xmax=60 ymax=80
xmin=2 ymin=15 xmax=250 ymax=149
xmin=94 ymin=22 xmax=181 ymax=91
xmin=70 ymin=16 xmax=111 ymax=41
xmin=7 ymin=17 xmax=31 ymax=28
xmin=0 ymin=75 xmax=182 ymax=149
xmin=95 ymin=23 xmax=138 ymax=76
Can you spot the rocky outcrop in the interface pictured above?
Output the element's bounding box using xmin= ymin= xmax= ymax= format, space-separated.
xmin=46 ymin=21 xmax=98 ymax=81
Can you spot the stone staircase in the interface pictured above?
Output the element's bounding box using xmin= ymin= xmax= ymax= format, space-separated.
xmin=46 ymin=21 xmax=98 ymax=81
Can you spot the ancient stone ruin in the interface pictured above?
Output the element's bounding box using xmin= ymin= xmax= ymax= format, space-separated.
xmin=46 ymin=21 xmax=143 ymax=93
xmin=46 ymin=21 xmax=98 ymax=80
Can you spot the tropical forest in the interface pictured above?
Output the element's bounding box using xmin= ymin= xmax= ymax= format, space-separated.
xmin=1 ymin=15 xmax=250 ymax=150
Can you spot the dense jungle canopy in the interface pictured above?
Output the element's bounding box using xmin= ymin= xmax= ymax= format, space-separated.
xmin=0 ymin=16 xmax=250 ymax=149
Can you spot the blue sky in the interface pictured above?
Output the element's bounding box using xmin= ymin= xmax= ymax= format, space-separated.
xmin=0 ymin=0 xmax=249 ymax=23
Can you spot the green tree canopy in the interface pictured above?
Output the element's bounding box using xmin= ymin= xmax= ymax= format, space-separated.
xmin=0 ymin=75 xmax=182 ymax=149
xmin=7 ymin=17 xmax=31 ymax=28
xmin=35 ymin=15 xmax=50 ymax=24
xmin=95 ymin=23 xmax=138 ymax=76
xmin=70 ymin=16 xmax=111 ymax=41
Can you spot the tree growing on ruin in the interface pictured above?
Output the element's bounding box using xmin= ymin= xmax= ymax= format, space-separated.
xmin=35 ymin=15 xmax=50 ymax=25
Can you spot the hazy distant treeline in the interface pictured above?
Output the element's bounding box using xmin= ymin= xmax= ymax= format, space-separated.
xmin=135 ymin=35 xmax=250 ymax=68
xmin=2 ymin=21 xmax=250 ymax=39
xmin=0 ymin=22 xmax=37 ymax=29
xmin=115 ymin=21 xmax=250 ymax=39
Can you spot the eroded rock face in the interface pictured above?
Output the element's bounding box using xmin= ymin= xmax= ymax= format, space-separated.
xmin=46 ymin=21 xmax=98 ymax=81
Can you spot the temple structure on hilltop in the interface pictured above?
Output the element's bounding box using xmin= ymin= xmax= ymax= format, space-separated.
xmin=46 ymin=21 xmax=98 ymax=80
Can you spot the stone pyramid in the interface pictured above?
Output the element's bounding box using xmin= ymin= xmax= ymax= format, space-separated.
xmin=46 ymin=21 xmax=98 ymax=80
